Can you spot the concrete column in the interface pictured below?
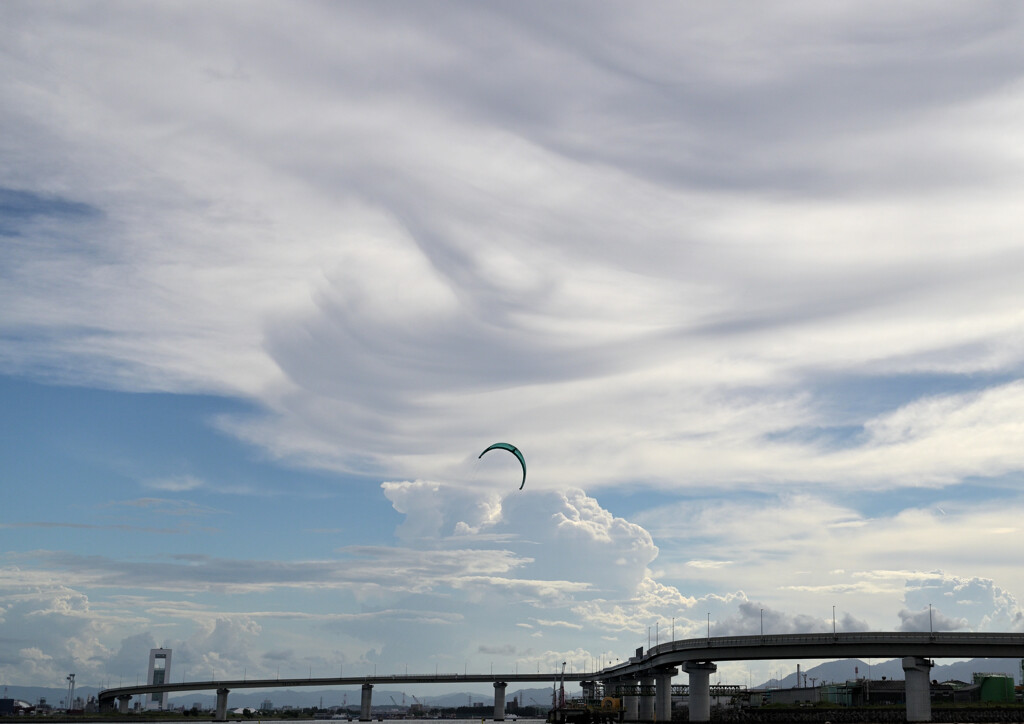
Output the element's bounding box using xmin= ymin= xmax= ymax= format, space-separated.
xmin=360 ymin=683 xmax=374 ymax=722
xmin=638 ymin=677 xmax=654 ymax=723
xmin=493 ymin=682 xmax=507 ymax=721
xmin=581 ymin=680 xmax=596 ymax=706
xmin=215 ymin=688 xmax=230 ymax=722
xmin=902 ymin=656 xmax=934 ymax=722
xmin=655 ymin=669 xmax=676 ymax=722
xmin=683 ymin=661 xmax=717 ymax=724
xmin=623 ymin=680 xmax=639 ymax=723
xmin=117 ymin=695 xmax=132 ymax=714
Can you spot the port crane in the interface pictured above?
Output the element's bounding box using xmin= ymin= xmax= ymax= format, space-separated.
xmin=409 ymin=694 xmax=424 ymax=715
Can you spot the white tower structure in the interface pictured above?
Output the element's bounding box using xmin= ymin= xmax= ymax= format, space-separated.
xmin=147 ymin=649 xmax=172 ymax=710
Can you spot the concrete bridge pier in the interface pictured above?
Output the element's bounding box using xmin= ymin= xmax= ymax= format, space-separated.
xmin=117 ymin=695 xmax=132 ymax=714
xmin=655 ymin=668 xmax=676 ymax=723
xmin=683 ymin=661 xmax=717 ymax=724
xmin=623 ymin=679 xmax=639 ymax=722
xmin=214 ymin=688 xmax=230 ymax=722
xmin=493 ymin=681 xmax=507 ymax=721
xmin=638 ymin=676 xmax=654 ymax=723
xmin=360 ymin=683 xmax=374 ymax=722
xmin=902 ymin=656 xmax=934 ymax=722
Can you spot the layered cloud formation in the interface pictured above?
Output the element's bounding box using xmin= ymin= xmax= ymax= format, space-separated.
xmin=3 ymin=0 xmax=1024 ymax=691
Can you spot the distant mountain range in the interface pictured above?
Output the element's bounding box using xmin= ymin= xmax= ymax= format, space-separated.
xmin=5 ymin=658 xmax=1021 ymax=710
xmin=758 ymin=657 xmax=1023 ymax=689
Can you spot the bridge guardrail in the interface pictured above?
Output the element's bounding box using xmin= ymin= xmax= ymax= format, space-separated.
xmin=647 ymin=631 xmax=1024 ymax=658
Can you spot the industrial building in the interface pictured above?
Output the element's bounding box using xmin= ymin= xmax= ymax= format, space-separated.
xmin=754 ymin=673 xmax=1018 ymax=709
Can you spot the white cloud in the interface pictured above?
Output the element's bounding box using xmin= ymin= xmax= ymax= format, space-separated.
xmin=637 ymin=493 xmax=1024 ymax=633
xmin=4 ymin=3 xmax=1024 ymax=500
xmin=712 ymin=601 xmax=871 ymax=637
xmin=144 ymin=475 xmax=205 ymax=492
xmin=3 ymin=0 xmax=1024 ymax=689
xmin=382 ymin=481 xmax=503 ymax=541
xmin=897 ymin=606 xmax=968 ymax=633
xmin=899 ymin=573 xmax=1024 ymax=633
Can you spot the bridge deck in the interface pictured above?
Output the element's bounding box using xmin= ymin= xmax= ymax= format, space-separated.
xmin=99 ymin=672 xmax=588 ymax=702
xmin=601 ymin=631 xmax=1024 ymax=679
xmin=99 ymin=632 xmax=1024 ymax=704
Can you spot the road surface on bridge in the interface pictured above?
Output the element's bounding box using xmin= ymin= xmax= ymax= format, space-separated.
xmin=99 ymin=671 xmax=587 ymax=706
xmin=600 ymin=631 xmax=1024 ymax=679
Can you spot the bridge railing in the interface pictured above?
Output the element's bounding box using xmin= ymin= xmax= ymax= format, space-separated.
xmin=646 ymin=631 xmax=1024 ymax=658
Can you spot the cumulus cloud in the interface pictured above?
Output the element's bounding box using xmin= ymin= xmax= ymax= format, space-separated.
xmin=0 ymin=583 xmax=119 ymax=684
xmin=382 ymin=481 xmax=503 ymax=541
xmin=384 ymin=485 xmax=664 ymax=605
xmin=380 ymin=484 xmax=698 ymax=637
xmin=105 ymin=632 xmax=159 ymax=682
xmin=900 ymin=573 xmax=1024 ymax=632
xmin=4 ymin=0 xmax=1024 ymax=689
xmin=712 ymin=602 xmax=870 ymax=637
xmin=897 ymin=606 xmax=968 ymax=632
xmin=636 ymin=493 xmax=1024 ymax=635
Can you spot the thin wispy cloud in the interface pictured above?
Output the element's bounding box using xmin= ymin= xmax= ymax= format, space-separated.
xmin=2 ymin=0 xmax=1024 ymax=690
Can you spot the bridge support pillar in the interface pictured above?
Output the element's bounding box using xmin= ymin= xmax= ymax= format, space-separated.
xmin=623 ymin=679 xmax=639 ymax=722
xmin=360 ymin=683 xmax=374 ymax=722
xmin=493 ymin=681 xmax=507 ymax=721
xmin=638 ymin=676 xmax=654 ymax=723
xmin=903 ymin=656 xmax=934 ymax=722
xmin=214 ymin=688 xmax=230 ymax=722
xmin=683 ymin=661 xmax=717 ymax=724
xmin=117 ymin=695 xmax=132 ymax=714
xmin=655 ymin=669 xmax=676 ymax=723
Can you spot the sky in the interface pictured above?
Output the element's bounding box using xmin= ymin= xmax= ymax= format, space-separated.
xmin=3 ymin=0 xmax=1024 ymax=696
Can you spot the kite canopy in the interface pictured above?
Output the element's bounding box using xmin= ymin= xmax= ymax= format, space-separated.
xmin=479 ymin=442 xmax=526 ymax=490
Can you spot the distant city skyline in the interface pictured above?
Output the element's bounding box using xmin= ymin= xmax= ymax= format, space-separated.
xmin=3 ymin=0 xmax=1024 ymax=694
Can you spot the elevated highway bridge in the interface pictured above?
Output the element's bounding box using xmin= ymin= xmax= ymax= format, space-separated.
xmin=99 ymin=632 xmax=1024 ymax=723
xmin=602 ymin=631 xmax=1024 ymax=724
xmin=99 ymin=672 xmax=587 ymax=722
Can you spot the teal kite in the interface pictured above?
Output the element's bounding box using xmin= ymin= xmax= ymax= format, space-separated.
xmin=479 ymin=442 xmax=526 ymax=490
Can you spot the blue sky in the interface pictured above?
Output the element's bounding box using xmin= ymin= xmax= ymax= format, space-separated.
xmin=3 ymin=0 xmax=1024 ymax=695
